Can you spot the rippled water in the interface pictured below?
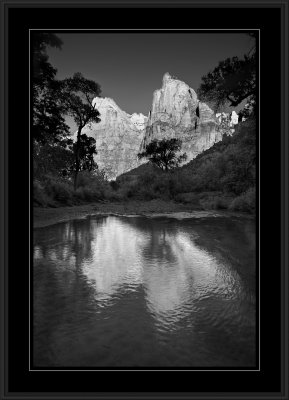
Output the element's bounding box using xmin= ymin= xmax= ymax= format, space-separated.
xmin=33 ymin=215 xmax=256 ymax=368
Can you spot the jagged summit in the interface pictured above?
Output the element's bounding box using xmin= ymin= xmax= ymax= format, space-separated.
xmin=148 ymin=73 xmax=198 ymax=128
xmin=162 ymin=72 xmax=172 ymax=85
xmin=162 ymin=72 xmax=182 ymax=85
xmin=92 ymin=97 xmax=128 ymax=117
xmin=92 ymin=97 xmax=147 ymax=131
xmin=161 ymin=72 xmax=198 ymax=99
xmin=92 ymin=96 xmax=118 ymax=108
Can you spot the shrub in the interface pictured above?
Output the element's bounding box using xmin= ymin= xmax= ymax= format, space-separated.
xmin=199 ymin=192 xmax=234 ymax=210
xmin=152 ymin=174 xmax=173 ymax=199
xmin=174 ymin=192 xmax=201 ymax=205
xmin=34 ymin=169 xmax=118 ymax=207
xmin=229 ymin=187 xmax=256 ymax=213
xmin=44 ymin=176 xmax=74 ymax=204
xmin=200 ymin=197 xmax=221 ymax=210
xmin=75 ymin=187 xmax=92 ymax=201
xmin=110 ymin=180 xmax=120 ymax=191
xmin=115 ymin=181 xmax=137 ymax=199
xmin=77 ymin=170 xmax=107 ymax=189
xmin=74 ymin=170 xmax=111 ymax=201
xmin=33 ymin=180 xmax=54 ymax=207
xmin=137 ymin=185 xmax=158 ymax=200
xmin=103 ymin=188 xmax=122 ymax=202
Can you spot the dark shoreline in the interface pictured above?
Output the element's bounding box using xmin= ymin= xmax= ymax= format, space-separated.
xmin=33 ymin=200 xmax=254 ymax=229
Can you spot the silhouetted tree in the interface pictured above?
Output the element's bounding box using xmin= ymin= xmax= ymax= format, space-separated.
xmin=59 ymin=73 xmax=101 ymax=189
xmin=33 ymin=141 xmax=74 ymax=179
xmin=198 ymin=34 xmax=256 ymax=113
xmin=32 ymin=32 xmax=69 ymax=144
xmin=33 ymin=32 xmax=62 ymax=85
xmin=138 ymin=138 xmax=187 ymax=171
xmin=73 ymin=134 xmax=98 ymax=172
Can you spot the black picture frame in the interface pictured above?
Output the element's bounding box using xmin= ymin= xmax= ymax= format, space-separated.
xmin=1 ymin=1 xmax=288 ymax=399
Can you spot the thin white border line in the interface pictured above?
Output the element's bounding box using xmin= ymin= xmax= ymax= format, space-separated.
xmin=29 ymin=28 xmax=260 ymax=372
xmin=30 ymin=29 xmax=259 ymax=30
xmin=30 ymin=369 xmax=260 ymax=372
xmin=258 ymin=28 xmax=261 ymax=372
xmin=29 ymin=28 xmax=31 ymax=372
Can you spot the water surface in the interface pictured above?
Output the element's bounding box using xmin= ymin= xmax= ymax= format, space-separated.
xmin=33 ymin=215 xmax=256 ymax=368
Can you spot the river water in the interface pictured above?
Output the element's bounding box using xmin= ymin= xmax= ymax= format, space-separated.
xmin=33 ymin=214 xmax=256 ymax=368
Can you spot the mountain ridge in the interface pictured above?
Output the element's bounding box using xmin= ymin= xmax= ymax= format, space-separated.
xmin=80 ymin=73 xmax=238 ymax=179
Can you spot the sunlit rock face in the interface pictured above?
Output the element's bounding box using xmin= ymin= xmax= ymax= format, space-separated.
xmin=130 ymin=113 xmax=148 ymax=130
xmin=80 ymin=97 xmax=146 ymax=179
xmin=141 ymin=73 xmax=230 ymax=161
xmin=80 ymin=73 xmax=238 ymax=179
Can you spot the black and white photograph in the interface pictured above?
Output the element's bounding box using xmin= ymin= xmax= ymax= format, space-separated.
xmin=1 ymin=2 xmax=288 ymax=398
xmin=32 ymin=30 xmax=258 ymax=369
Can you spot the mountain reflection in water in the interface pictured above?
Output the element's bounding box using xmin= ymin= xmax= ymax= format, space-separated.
xmin=33 ymin=215 xmax=256 ymax=367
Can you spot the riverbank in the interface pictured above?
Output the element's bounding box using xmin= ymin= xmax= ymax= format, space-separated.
xmin=33 ymin=200 xmax=254 ymax=228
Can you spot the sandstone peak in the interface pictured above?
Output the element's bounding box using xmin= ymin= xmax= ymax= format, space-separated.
xmin=142 ymin=73 xmax=231 ymax=162
xmin=162 ymin=72 xmax=172 ymax=85
xmin=162 ymin=72 xmax=184 ymax=87
xmin=92 ymin=96 xmax=121 ymax=111
xmin=160 ymin=73 xmax=198 ymax=102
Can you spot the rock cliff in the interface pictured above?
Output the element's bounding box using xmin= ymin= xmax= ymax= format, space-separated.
xmin=141 ymin=73 xmax=230 ymax=161
xmin=80 ymin=73 xmax=238 ymax=179
xmin=80 ymin=97 xmax=147 ymax=179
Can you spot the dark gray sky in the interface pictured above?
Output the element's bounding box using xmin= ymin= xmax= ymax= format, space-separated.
xmin=47 ymin=32 xmax=253 ymax=131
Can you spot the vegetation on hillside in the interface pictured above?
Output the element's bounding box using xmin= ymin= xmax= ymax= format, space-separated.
xmin=112 ymin=117 xmax=256 ymax=213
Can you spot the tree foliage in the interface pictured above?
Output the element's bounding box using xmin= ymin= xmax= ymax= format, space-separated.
xmin=32 ymin=32 xmax=63 ymax=86
xmin=197 ymin=36 xmax=256 ymax=113
xmin=73 ymin=134 xmax=98 ymax=172
xmin=32 ymin=32 xmax=69 ymax=145
xmin=32 ymin=35 xmax=110 ymax=206
xmin=60 ymin=72 xmax=101 ymax=129
xmin=138 ymin=138 xmax=187 ymax=171
xmin=59 ymin=72 xmax=101 ymax=189
xmin=33 ymin=142 xmax=74 ymax=179
xmin=33 ymin=80 xmax=70 ymax=145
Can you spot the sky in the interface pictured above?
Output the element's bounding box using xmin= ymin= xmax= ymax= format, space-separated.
xmin=47 ymin=32 xmax=254 ymax=132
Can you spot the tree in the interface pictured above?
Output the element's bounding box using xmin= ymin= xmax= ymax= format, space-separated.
xmin=197 ymin=35 xmax=256 ymax=113
xmin=33 ymin=141 xmax=74 ymax=179
xmin=33 ymin=81 xmax=70 ymax=145
xmin=138 ymin=138 xmax=187 ymax=171
xmin=32 ymin=32 xmax=69 ymax=145
xmin=72 ymin=134 xmax=98 ymax=172
xmin=32 ymin=32 xmax=62 ymax=86
xmin=60 ymin=73 xmax=101 ymax=189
